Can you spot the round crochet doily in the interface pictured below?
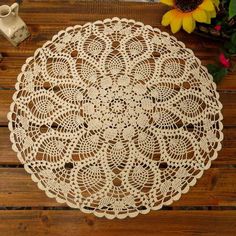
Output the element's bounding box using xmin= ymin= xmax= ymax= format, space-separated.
xmin=8 ymin=18 xmax=223 ymax=219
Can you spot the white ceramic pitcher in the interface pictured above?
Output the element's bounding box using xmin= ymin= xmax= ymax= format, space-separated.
xmin=0 ymin=3 xmax=30 ymax=46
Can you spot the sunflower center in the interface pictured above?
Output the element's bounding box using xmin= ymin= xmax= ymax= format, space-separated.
xmin=175 ymin=0 xmax=203 ymax=12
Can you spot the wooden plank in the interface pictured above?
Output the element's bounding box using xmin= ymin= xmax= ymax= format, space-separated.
xmin=0 ymin=1 xmax=234 ymax=91
xmin=0 ymin=0 xmax=235 ymax=234
xmin=0 ymin=2 xmax=172 ymax=27
xmin=0 ymin=90 xmax=12 ymax=126
xmin=1 ymin=126 xmax=236 ymax=165
xmin=0 ymin=3 xmax=222 ymax=59
xmin=0 ymin=168 xmax=61 ymax=207
xmin=0 ymin=210 xmax=236 ymax=236
xmin=0 ymin=168 xmax=236 ymax=207
xmin=0 ymin=23 xmax=220 ymax=58
xmin=1 ymin=90 xmax=236 ymax=126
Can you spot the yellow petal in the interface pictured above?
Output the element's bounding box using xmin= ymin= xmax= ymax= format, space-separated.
xmin=212 ymin=0 xmax=220 ymax=7
xmin=170 ymin=12 xmax=183 ymax=33
xmin=208 ymin=9 xmax=216 ymax=18
xmin=205 ymin=11 xmax=211 ymax=24
xmin=183 ymin=14 xmax=196 ymax=33
xmin=161 ymin=9 xmax=176 ymax=26
xmin=192 ymin=19 xmax=196 ymax=32
xmin=160 ymin=0 xmax=174 ymax=6
xmin=199 ymin=0 xmax=215 ymax=12
xmin=193 ymin=8 xmax=208 ymax=23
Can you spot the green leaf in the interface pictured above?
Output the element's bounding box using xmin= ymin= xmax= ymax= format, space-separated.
xmin=229 ymin=46 xmax=236 ymax=54
xmin=207 ymin=64 xmax=219 ymax=73
xmin=222 ymin=0 xmax=228 ymax=4
xmin=207 ymin=64 xmax=228 ymax=83
xmin=231 ymin=32 xmax=236 ymax=45
xmin=214 ymin=68 xmax=228 ymax=83
xmin=229 ymin=0 xmax=236 ymax=19
xmin=224 ymin=41 xmax=233 ymax=49
xmin=224 ymin=37 xmax=236 ymax=55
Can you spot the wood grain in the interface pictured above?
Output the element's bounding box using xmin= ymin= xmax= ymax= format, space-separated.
xmin=0 ymin=168 xmax=236 ymax=207
xmin=0 ymin=0 xmax=234 ymax=91
xmin=0 ymin=0 xmax=236 ymax=234
xmin=0 ymin=210 xmax=236 ymax=236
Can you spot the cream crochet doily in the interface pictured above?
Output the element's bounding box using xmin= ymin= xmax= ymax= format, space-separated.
xmin=8 ymin=18 xmax=223 ymax=219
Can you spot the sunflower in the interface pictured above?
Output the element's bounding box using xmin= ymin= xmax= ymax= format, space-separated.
xmin=161 ymin=0 xmax=220 ymax=33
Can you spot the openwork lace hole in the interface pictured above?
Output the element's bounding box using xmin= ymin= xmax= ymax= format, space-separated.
xmin=71 ymin=50 xmax=78 ymax=58
xmin=113 ymin=178 xmax=122 ymax=186
xmin=160 ymin=162 xmax=168 ymax=169
xmin=183 ymin=82 xmax=191 ymax=89
xmin=64 ymin=162 xmax=74 ymax=170
xmin=152 ymin=51 xmax=161 ymax=59
xmin=52 ymin=85 xmax=60 ymax=93
xmin=43 ymin=81 xmax=51 ymax=89
xmin=112 ymin=41 xmax=120 ymax=48
xmin=40 ymin=125 xmax=48 ymax=133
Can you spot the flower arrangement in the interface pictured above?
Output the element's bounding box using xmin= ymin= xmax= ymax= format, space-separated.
xmin=161 ymin=0 xmax=236 ymax=83
xmin=161 ymin=0 xmax=220 ymax=33
xmin=207 ymin=32 xmax=236 ymax=83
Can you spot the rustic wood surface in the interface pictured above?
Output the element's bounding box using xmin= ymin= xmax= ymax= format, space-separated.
xmin=0 ymin=0 xmax=236 ymax=235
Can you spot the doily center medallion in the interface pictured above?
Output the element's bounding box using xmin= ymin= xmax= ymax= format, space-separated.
xmin=8 ymin=18 xmax=223 ymax=219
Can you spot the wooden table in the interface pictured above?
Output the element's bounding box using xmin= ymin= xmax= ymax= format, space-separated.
xmin=0 ymin=1 xmax=236 ymax=235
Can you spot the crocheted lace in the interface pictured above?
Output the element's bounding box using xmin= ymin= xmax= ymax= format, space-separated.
xmin=8 ymin=18 xmax=223 ymax=219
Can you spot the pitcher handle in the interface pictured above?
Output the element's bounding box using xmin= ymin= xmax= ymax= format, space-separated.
xmin=11 ymin=3 xmax=19 ymax=16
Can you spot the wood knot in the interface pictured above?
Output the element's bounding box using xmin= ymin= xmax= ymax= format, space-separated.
xmin=41 ymin=215 xmax=50 ymax=227
xmin=210 ymin=171 xmax=219 ymax=190
xmin=18 ymin=222 xmax=27 ymax=231
xmin=0 ymin=65 xmax=7 ymax=71
xmin=41 ymin=215 xmax=48 ymax=222
xmin=85 ymin=217 xmax=94 ymax=226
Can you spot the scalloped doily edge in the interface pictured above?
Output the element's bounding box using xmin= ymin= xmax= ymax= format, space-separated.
xmin=7 ymin=17 xmax=224 ymax=219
